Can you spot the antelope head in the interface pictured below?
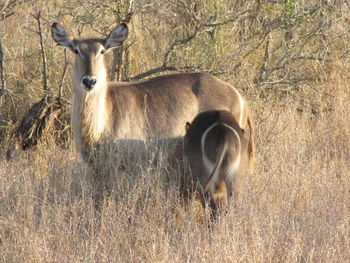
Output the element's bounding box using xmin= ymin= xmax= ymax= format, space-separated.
xmin=51 ymin=22 xmax=128 ymax=92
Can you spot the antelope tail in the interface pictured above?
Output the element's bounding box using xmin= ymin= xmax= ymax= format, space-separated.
xmin=203 ymin=140 xmax=228 ymax=193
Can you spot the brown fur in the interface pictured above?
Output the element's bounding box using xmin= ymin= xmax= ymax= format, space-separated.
xmin=184 ymin=110 xmax=249 ymax=219
xmin=51 ymin=23 xmax=255 ymax=166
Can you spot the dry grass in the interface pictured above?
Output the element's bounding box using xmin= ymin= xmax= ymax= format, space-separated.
xmin=1 ymin=1 xmax=350 ymax=262
xmin=1 ymin=83 xmax=349 ymax=262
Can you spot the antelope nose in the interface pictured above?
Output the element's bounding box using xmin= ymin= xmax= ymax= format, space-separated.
xmin=82 ymin=76 xmax=97 ymax=90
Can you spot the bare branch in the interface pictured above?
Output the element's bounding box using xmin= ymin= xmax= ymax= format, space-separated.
xmin=161 ymin=8 xmax=252 ymax=68
xmin=0 ymin=0 xmax=15 ymax=15
xmin=258 ymin=36 xmax=270 ymax=82
xmin=0 ymin=40 xmax=6 ymax=94
xmin=174 ymin=0 xmax=253 ymax=27
xmin=125 ymin=66 xmax=178 ymax=81
xmin=127 ymin=3 xmax=251 ymax=82
xmin=0 ymin=0 xmax=32 ymax=21
xmin=291 ymin=56 xmax=332 ymax=62
xmin=260 ymin=77 xmax=321 ymax=86
xmin=58 ymin=49 xmax=69 ymax=99
xmin=29 ymin=11 xmax=51 ymax=97
xmin=163 ymin=25 xmax=202 ymax=67
xmin=201 ymin=9 xmax=253 ymax=27
xmin=125 ymin=63 xmax=239 ymax=82
xmin=24 ymin=26 xmax=39 ymax=34
xmin=0 ymin=11 xmax=14 ymax=21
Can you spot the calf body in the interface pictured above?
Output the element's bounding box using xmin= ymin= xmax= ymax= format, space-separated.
xmin=184 ymin=110 xmax=249 ymax=219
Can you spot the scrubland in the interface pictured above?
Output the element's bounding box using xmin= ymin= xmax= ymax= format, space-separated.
xmin=0 ymin=1 xmax=349 ymax=262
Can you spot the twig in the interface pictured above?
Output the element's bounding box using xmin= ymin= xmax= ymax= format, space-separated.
xmin=260 ymin=77 xmax=321 ymax=86
xmin=35 ymin=12 xmax=49 ymax=95
xmin=1 ymin=0 xmax=31 ymax=21
xmin=0 ymin=39 xmax=6 ymax=94
xmin=0 ymin=0 xmax=17 ymax=11
xmin=120 ymin=2 xmax=252 ymax=82
xmin=26 ymin=11 xmax=51 ymax=98
xmin=0 ymin=0 xmax=15 ymax=17
xmin=125 ymin=66 xmax=178 ymax=81
xmin=161 ymin=3 xmax=252 ymax=70
xmin=125 ymin=64 xmax=236 ymax=82
xmin=23 ymin=26 xmax=39 ymax=34
xmin=58 ymin=49 xmax=68 ymax=99
xmin=291 ymin=56 xmax=332 ymax=62
xmin=201 ymin=9 xmax=253 ymax=27
xmin=258 ymin=108 xmax=289 ymax=150
xmin=174 ymin=0 xmax=252 ymax=27
xmin=258 ymin=36 xmax=270 ymax=82
xmin=163 ymin=25 xmax=202 ymax=67
xmin=0 ymin=11 xmax=14 ymax=21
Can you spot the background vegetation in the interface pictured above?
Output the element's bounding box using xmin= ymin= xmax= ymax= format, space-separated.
xmin=1 ymin=0 xmax=349 ymax=262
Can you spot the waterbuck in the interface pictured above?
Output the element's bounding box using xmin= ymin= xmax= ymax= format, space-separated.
xmin=51 ymin=22 xmax=255 ymax=166
xmin=184 ymin=110 xmax=249 ymax=219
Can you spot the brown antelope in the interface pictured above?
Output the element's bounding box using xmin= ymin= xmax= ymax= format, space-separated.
xmin=51 ymin=22 xmax=255 ymax=166
xmin=184 ymin=110 xmax=249 ymax=219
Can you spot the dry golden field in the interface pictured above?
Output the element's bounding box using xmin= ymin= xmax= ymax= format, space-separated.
xmin=1 ymin=1 xmax=350 ymax=262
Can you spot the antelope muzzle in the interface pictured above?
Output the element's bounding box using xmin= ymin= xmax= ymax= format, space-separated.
xmin=81 ymin=76 xmax=97 ymax=91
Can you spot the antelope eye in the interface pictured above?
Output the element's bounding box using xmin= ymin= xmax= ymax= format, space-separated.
xmin=100 ymin=49 xmax=105 ymax=55
xmin=73 ymin=48 xmax=79 ymax=54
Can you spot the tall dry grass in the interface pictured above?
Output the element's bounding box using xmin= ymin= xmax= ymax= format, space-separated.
xmin=1 ymin=74 xmax=349 ymax=262
xmin=1 ymin=1 xmax=350 ymax=262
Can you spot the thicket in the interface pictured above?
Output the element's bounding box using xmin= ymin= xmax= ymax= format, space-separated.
xmin=1 ymin=0 xmax=349 ymax=154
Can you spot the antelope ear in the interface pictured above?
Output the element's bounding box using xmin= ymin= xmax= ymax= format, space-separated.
xmin=51 ymin=22 xmax=74 ymax=49
xmin=104 ymin=23 xmax=128 ymax=50
xmin=185 ymin=122 xmax=191 ymax=133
